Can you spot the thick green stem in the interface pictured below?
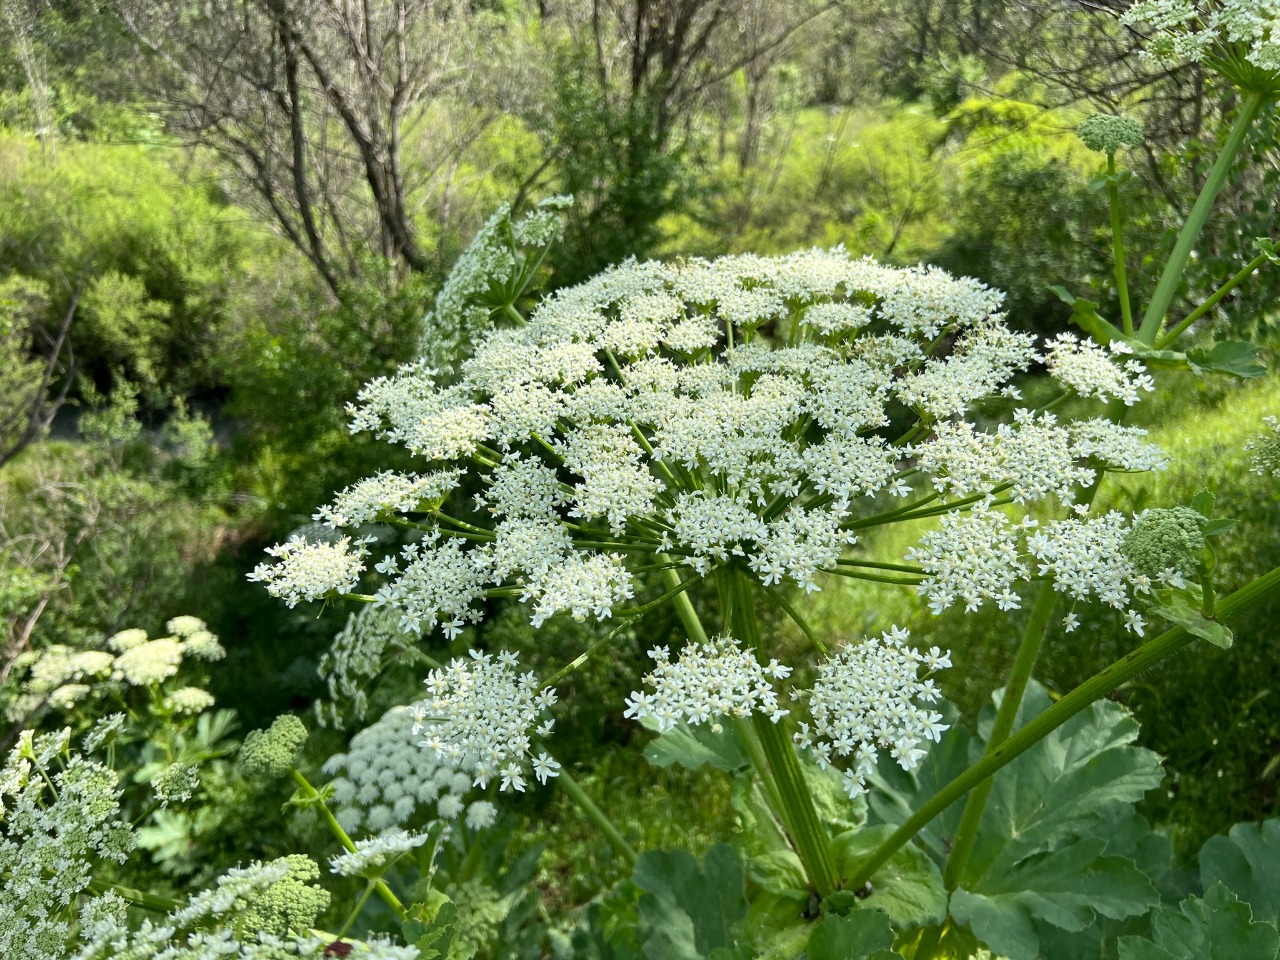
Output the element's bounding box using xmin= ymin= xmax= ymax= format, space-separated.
xmin=847 ymin=563 xmax=1280 ymax=889
xmin=717 ymin=566 xmax=840 ymax=897
xmin=557 ymin=765 xmax=638 ymax=866
xmin=290 ymin=768 xmax=406 ymax=920
xmin=1107 ymin=153 xmax=1135 ymax=336
xmin=1156 ymin=249 xmax=1272 ymax=348
xmin=941 ymin=583 xmax=1058 ymax=891
xmin=1137 ymin=92 xmax=1266 ymax=345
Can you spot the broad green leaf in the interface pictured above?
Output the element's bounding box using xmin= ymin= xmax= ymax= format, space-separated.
xmin=641 ymin=717 xmax=749 ymax=773
xmin=1148 ymin=588 xmax=1233 ymax=649
xmin=832 ymin=824 xmax=948 ymax=928
xmin=634 ymin=845 xmax=747 ymax=959
xmin=1191 ymin=489 xmax=1216 ymax=518
xmin=403 ymin=895 xmax=458 ymax=960
xmin=1200 ymin=818 xmax=1280 ymax=928
xmin=1116 ymin=884 xmax=1280 ymax=960
xmin=951 ymin=840 xmax=1157 ymax=960
xmin=807 ymin=910 xmax=898 ymax=960
xmin=945 ymin=683 xmax=1163 ymax=959
xmin=1186 ymin=341 xmax=1267 ymax=379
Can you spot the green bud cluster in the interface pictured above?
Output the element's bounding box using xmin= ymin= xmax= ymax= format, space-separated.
xmin=234 ymin=854 xmax=330 ymax=939
xmin=1076 ymin=114 xmax=1144 ymax=155
xmin=1122 ymin=507 xmax=1206 ymax=577
xmin=239 ymin=714 xmax=308 ymax=778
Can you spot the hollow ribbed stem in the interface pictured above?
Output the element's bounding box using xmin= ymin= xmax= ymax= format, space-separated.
xmin=847 ymin=562 xmax=1280 ymax=890
xmin=1137 ymin=91 xmax=1266 ymax=344
xmin=290 ymin=768 xmax=405 ymax=920
xmin=1107 ymin=152 xmax=1135 ymax=336
xmin=941 ymin=583 xmax=1058 ymax=891
xmin=557 ymin=765 xmax=638 ymax=866
xmin=716 ymin=565 xmax=839 ymax=897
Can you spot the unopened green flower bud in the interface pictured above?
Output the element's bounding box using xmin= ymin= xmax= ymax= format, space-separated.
xmin=239 ymin=714 xmax=308 ymax=777
xmin=1122 ymin=507 xmax=1205 ymax=577
xmin=235 ymin=854 xmax=330 ymax=938
xmin=1077 ymin=114 xmax=1144 ymax=155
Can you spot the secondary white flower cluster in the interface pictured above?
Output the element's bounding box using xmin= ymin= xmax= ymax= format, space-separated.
xmin=316 ymin=605 xmax=418 ymax=728
xmin=1045 ymin=335 xmax=1156 ymax=405
xmin=908 ymin=505 xmax=1161 ymax=633
xmin=247 ymin=534 xmax=371 ymax=607
xmin=1122 ymin=0 xmax=1280 ymax=72
xmin=11 ymin=618 xmax=225 ymax=721
xmin=418 ymin=196 xmax=571 ymax=367
xmin=329 ymin=828 xmax=427 ymax=878
xmin=623 ymin=635 xmax=792 ymax=732
xmin=414 ymin=650 xmax=559 ymax=793
xmin=323 ymin=706 xmax=497 ymax=834
xmin=73 ymin=853 xmax=414 ymax=960
xmin=1 ymin=729 xmax=135 ymax=957
xmin=794 ymin=627 xmax=950 ymax=798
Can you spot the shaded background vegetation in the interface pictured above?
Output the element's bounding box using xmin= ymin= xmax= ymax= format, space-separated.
xmin=1 ymin=0 xmax=1278 ymax=899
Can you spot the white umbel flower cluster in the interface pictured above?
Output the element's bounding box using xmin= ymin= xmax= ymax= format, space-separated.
xmin=623 ymin=635 xmax=792 ymax=732
xmin=329 ymin=828 xmax=427 ymax=878
xmin=247 ymin=534 xmax=371 ymax=608
xmin=252 ymin=248 xmax=1167 ymax=634
xmin=1 ymin=730 xmax=135 ymax=957
xmin=414 ymin=651 xmax=558 ymax=793
xmin=323 ymin=706 xmax=496 ymax=834
xmin=793 ymin=627 xmax=951 ymax=798
xmin=12 ymin=619 xmax=225 ymax=722
xmin=1246 ymin=415 xmax=1280 ymax=478
xmin=1122 ymin=0 xmax=1280 ymax=72
xmin=1045 ymin=335 xmax=1156 ymax=405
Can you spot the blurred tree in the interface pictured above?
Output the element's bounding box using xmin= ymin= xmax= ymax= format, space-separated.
xmin=105 ymin=0 xmax=530 ymax=293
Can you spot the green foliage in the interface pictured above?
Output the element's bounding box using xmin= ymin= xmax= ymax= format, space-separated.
xmin=0 ymin=132 xmax=281 ymax=401
xmin=806 ymin=910 xmax=898 ymax=960
xmin=1199 ymin=819 xmax=1280 ymax=929
xmin=1116 ymin=884 xmax=1280 ymax=960
xmin=631 ymin=845 xmax=747 ymax=959
xmin=871 ymin=683 xmax=1165 ymax=958
xmin=546 ymin=46 xmax=693 ymax=286
xmin=831 ymin=826 xmax=947 ymax=929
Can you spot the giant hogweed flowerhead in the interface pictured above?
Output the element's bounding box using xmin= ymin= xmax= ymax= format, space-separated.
xmin=253 ymin=246 xmax=1172 ymax=790
xmin=1122 ymin=0 xmax=1280 ymax=90
xmin=239 ymin=714 xmax=308 ymax=778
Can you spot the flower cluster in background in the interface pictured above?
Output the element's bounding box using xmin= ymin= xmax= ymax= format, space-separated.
xmin=9 ymin=616 xmax=225 ymax=721
xmin=324 ymin=706 xmax=498 ymax=834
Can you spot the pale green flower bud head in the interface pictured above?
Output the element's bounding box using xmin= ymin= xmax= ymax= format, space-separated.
xmin=1122 ymin=507 xmax=1206 ymax=577
xmin=234 ymin=854 xmax=330 ymax=939
xmin=1076 ymin=113 xmax=1145 ymax=155
xmin=240 ymin=714 xmax=308 ymax=777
